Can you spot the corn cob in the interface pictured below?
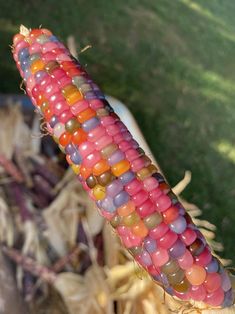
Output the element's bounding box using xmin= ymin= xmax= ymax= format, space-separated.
xmin=12 ymin=26 xmax=234 ymax=308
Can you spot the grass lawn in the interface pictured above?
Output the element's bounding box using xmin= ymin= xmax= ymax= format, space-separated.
xmin=0 ymin=0 xmax=235 ymax=262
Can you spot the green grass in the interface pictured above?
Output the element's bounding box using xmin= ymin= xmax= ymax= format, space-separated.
xmin=0 ymin=0 xmax=235 ymax=262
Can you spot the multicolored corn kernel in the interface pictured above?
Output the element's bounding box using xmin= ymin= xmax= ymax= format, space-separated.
xmin=12 ymin=27 xmax=234 ymax=308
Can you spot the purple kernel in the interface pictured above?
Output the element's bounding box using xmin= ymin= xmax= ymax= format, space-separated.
xmin=139 ymin=250 xmax=152 ymax=267
xmin=144 ymin=237 xmax=157 ymax=253
xmin=49 ymin=115 xmax=59 ymax=128
xmin=106 ymin=180 xmax=123 ymax=197
xmin=82 ymin=117 xmax=100 ymax=132
xmin=101 ymin=196 xmax=116 ymax=213
xmin=205 ymin=257 xmax=219 ymax=273
xmin=119 ymin=171 xmax=135 ymax=185
xmin=169 ymin=216 xmax=187 ymax=234
xmin=169 ymin=239 xmax=186 ymax=258
xmin=108 ymin=150 xmax=125 ymax=166
xmin=70 ymin=151 xmax=82 ymax=165
xmin=113 ymin=191 xmax=130 ymax=207
xmin=65 ymin=143 xmax=77 ymax=155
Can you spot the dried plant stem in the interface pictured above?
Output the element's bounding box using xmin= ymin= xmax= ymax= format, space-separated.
xmin=0 ymin=154 xmax=24 ymax=183
xmin=2 ymin=246 xmax=56 ymax=284
xmin=52 ymin=245 xmax=81 ymax=272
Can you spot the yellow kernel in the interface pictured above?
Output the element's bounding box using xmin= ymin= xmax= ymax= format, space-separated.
xmin=93 ymin=184 xmax=106 ymax=200
xmin=71 ymin=164 xmax=80 ymax=175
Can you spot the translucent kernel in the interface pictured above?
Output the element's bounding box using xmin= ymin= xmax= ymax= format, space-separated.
xmin=71 ymin=164 xmax=80 ymax=175
xmin=143 ymin=212 xmax=162 ymax=229
xmin=93 ymin=185 xmax=106 ymax=200
xmin=131 ymin=221 xmax=148 ymax=238
xmin=66 ymin=90 xmax=83 ymax=105
xmin=77 ymin=108 xmax=96 ymax=123
xmin=117 ymin=201 xmax=135 ymax=217
xmin=204 ymin=273 xmax=222 ymax=293
xmin=185 ymin=265 xmax=206 ymax=285
xmin=123 ymin=212 xmax=140 ymax=226
xmin=31 ymin=59 xmax=45 ymax=74
xmin=93 ymin=160 xmax=110 ymax=176
xmin=111 ymin=160 xmax=130 ymax=177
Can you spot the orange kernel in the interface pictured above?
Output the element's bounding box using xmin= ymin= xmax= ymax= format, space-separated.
xmin=93 ymin=160 xmax=110 ymax=176
xmin=111 ymin=160 xmax=130 ymax=177
xmin=77 ymin=108 xmax=96 ymax=123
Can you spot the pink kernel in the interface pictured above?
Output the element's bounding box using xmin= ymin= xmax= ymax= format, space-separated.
xmin=51 ymin=68 xmax=66 ymax=80
xmin=14 ymin=40 xmax=28 ymax=54
xmin=113 ymin=133 xmax=124 ymax=144
xmin=79 ymin=141 xmax=95 ymax=158
xmin=125 ymin=148 xmax=141 ymax=162
xmin=106 ymin=124 xmax=120 ymax=136
xmin=44 ymin=84 xmax=59 ymax=97
xmin=147 ymin=264 xmax=160 ymax=276
xmin=52 ymin=100 xmax=68 ymax=115
xmin=40 ymin=76 xmax=52 ymax=89
xmin=177 ymin=249 xmax=193 ymax=269
xmin=42 ymin=52 xmax=56 ymax=62
xmin=132 ymin=190 xmax=149 ymax=206
xmin=131 ymin=157 xmax=146 ymax=172
xmin=174 ymin=291 xmax=191 ymax=301
xmin=129 ymin=233 xmax=142 ymax=247
xmin=58 ymin=76 xmax=72 ymax=88
xmin=122 ymin=131 xmax=132 ymax=141
xmin=29 ymin=42 xmax=41 ymax=54
xmin=89 ymin=99 xmax=104 ymax=110
xmin=49 ymin=93 xmax=64 ymax=105
xmin=83 ymin=151 xmax=101 ymax=168
xmin=119 ymin=140 xmax=133 ymax=152
xmin=71 ymin=100 xmax=89 ymax=115
xmin=100 ymin=116 xmax=117 ymax=126
xmin=205 ymin=288 xmax=224 ymax=307
xmin=204 ymin=273 xmax=222 ymax=293
xmin=195 ymin=246 xmax=212 ymax=267
xmin=116 ymin=121 xmax=127 ymax=132
xmin=130 ymin=139 xmax=139 ymax=149
xmin=59 ymin=110 xmax=74 ymax=124
xmin=190 ymin=285 xmax=206 ymax=301
xmin=149 ymin=222 xmax=169 ymax=239
xmin=152 ymin=247 xmax=169 ymax=267
xmin=155 ymin=194 xmax=171 ymax=212
xmin=31 ymin=85 xmax=41 ymax=98
xmin=136 ymin=199 xmax=156 ymax=218
xmin=149 ymin=188 xmax=163 ymax=202
xmin=121 ymin=235 xmax=132 ymax=248
xmin=180 ymin=228 xmax=197 ymax=246
xmin=125 ymin=178 xmax=143 ymax=196
xmin=26 ymin=75 xmax=36 ymax=90
xmin=42 ymin=42 xmax=58 ymax=53
xmin=95 ymin=135 xmax=113 ymax=150
xmin=56 ymin=53 xmax=72 ymax=62
xmin=158 ymin=230 xmax=178 ymax=249
xmin=88 ymin=126 xmax=106 ymax=142
xmin=117 ymin=225 xmax=131 ymax=237
xmin=143 ymin=177 xmax=159 ymax=192
xmin=46 ymin=123 xmax=53 ymax=134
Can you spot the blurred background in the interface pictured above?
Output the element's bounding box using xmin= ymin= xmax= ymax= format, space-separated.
xmin=0 ymin=0 xmax=234 ymax=267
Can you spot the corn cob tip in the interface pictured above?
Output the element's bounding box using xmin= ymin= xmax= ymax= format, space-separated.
xmin=20 ymin=25 xmax=30 ymax=36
